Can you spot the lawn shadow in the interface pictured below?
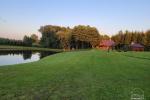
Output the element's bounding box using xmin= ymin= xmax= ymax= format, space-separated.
xmin=124 ymin=55 xmax=150 ymax=61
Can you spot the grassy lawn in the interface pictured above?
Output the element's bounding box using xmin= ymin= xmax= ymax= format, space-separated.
xmin=0 ymin=45 xmax=62 ymax=52
xmin=0 ymin=50 xmax=150 ymax=100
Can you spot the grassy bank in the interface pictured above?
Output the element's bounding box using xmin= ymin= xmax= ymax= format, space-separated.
xmin=0 ymin=50 xmax=150 ymax=99
xmin=0 ymin=45 xmax=62 ymax=52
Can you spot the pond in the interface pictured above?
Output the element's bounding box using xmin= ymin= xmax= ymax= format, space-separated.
xmin=0 ymin=50 xmax=57 ymax=66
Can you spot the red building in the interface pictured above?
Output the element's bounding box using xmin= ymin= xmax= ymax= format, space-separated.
xmin=99 ymin=40 xmax=115 ymax=50
xmin=130 ymin=43 xmax=144 ymax=51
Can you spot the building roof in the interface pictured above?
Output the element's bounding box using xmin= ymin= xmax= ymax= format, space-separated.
xmin=131 ymin=43 xmax=144 ymax=48
xmin=100 ymin=40 xmax=115 ymax=47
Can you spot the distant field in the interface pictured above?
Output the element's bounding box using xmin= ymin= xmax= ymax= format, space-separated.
xmin=0 ymin=45 xmax=62 ymax=52
xmin=0 ymin=50 xmax=150 ymax=100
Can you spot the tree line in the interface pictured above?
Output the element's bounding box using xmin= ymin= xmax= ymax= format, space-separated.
xmin=0 ymin=24 xmax=150 ymax=51
xmin=0 ymin=37 xmax=24 ymax=46
xmin=23 ymin=34 xmax=39 ymax=46
xmin=111 ymin=30 xmax=150 ymax=50
xmin=0 ymin=34 xmax=39 ymax=47
xmin=39 ymin=25 xmax=101 ymax=50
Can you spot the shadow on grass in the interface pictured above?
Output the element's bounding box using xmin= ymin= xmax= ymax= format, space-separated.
xmin=124 ymin=55 xmax=150 ymax=61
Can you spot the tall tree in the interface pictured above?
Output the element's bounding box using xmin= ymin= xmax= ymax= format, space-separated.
xmin=56 ymin=29 xmax=72 ymax=50
xmin=145 ymin=30 xmax=150 ymax=48
xmin=72 ymin=25 xmax=100 ymax=49
xmin=39 ymin=25 xmax=64 ymax=48
xmin=31 ymin=34 xmax=39 ymax=44
xmin=100 ymin=35 xmax=110 ymax=40
xmin=23 ymin=35 xmax=32 ymax=46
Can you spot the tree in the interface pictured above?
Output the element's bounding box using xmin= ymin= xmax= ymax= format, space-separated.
xmin=0 ymin=37 xmax=24 ymax=46
xmin=111 ymin=30 xmax=124 ymax=45
xmin=31 ymin=34 xmax=39 ymax=44
xmin=23 ymin=35 xmax=32 ymax=46
xmin=72 ymin=25 xmax=100 ymax=49
xmin=145 ymin=30 xmax=150 ymax=50
xmin=39 ymin=25 xmax=64 ymax=48
xmin=39 ymin=25 xmax=101 ymax=49
xmin=56 ymin=29 xmax=72 ymax=50
xmin=145 ymin=30 xmax=150 ymax=45
xmin=124 ymin=30 xmax=132 ymax=45
xmin=111 ymin=30 xmax=150 ymax=51
xmin=100 ymin=35 xmax=110 ymax=40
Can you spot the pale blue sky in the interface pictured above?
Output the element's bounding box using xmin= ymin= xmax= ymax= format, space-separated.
xmin=0 ymin=0 xmax=150 ymax=39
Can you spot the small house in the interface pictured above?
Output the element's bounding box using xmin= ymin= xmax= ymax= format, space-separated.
xmin=130 ymin=43 xmax=144 ymax=51
xmin=99 ymin=40 xmax=115 ymax=50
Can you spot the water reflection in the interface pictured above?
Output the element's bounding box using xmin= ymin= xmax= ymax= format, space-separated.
xmin=0 ymin=50 xmax=57 ymax=66
xmin=39 ymin=51 xmax=56 ymax=59
xmin=23 ymin=51 xmax=32 ymax=60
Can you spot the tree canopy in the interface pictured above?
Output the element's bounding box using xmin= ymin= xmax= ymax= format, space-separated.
xmin=23 ymin=35 xmax=33 ymax=46
xmin=39 ymin=25 xmax=101 ymax=49
xmin=0 ymin=37 xmax=24 ymax=46
xmin=111 ymin=30 xmax=150 ymax=51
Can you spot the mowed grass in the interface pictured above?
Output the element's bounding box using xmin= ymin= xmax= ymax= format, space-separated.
xmin=0 ymin=50 xmax=150 ymax=100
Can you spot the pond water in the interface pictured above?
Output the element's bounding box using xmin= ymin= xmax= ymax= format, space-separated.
xmin=0 ymin=50 xmax=57 ymax=66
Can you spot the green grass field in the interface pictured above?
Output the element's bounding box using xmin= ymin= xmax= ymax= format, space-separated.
xmin=0 ymin=50 xmax=150 ymax=100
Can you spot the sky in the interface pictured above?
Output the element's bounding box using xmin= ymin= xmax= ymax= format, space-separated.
xmin=0 ymin=0 xmax=150 ymax=39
